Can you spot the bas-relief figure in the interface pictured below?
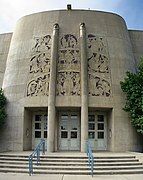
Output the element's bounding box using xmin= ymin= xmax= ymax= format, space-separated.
xmin=57 ymin=72 xmax=80 ymax=96
xmin=57 ymin=34 xmax=81 ymax=96
xmin=89 ymin=75 xmax=111 ymax=97
xmin=87 ymin=34 xmax=111 ymax=97
xmin=27 ymin=75 xmax=50 ymax=96
xmin=60 ymin=34 xmax=78 ymax=49
xmin=27 ymin=35 xmax=51 ymax=96
xmin=33 ymin=35 xmax=51 ymax=53
xmin=30 ymin=52 xmax=50 ymax=74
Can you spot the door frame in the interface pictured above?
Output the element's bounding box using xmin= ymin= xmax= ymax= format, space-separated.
xmin=88 ymin=111 xmax=107 ymax=151
xmin=32 ymin=111 xmax=48 ymax=150
xmin=58 ymin=111 xmax=80 ymax=151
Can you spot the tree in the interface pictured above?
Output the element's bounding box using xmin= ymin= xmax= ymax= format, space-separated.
xmin=0 ymin=88 xmax=6 ymax=128
xmin=120 ymin=57 xmax=143 ymax=134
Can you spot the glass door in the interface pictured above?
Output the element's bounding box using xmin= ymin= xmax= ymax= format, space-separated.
xmin=88 ymin=114 xmax=97 ymax=149
xmin=59 ymin=112 xmax=80 ymax=151
xmin=69 ymin=114 xmax=80 ymax=150
xmin=97 ymin=114 xmax=106 ymax=150
xmin=59 ymin=114 xmax=69 ymax=150
xmin=32 ymin=113 xmax=48 ymax=150
xmin=88 ymin=113 xmax=107 ymax=150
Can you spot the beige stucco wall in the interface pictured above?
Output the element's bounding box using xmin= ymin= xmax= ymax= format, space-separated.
xmin=1 ymin=10 xmax=142 ymax=152
xmin=129 ymin=30 xmax=143 ymax=66
xmin=0 ymin=33 xmax=13 ymax=151
xmin=0 ymin=33 xmax=12 ymax=87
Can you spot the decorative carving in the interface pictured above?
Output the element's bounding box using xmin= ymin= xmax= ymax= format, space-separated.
xmin=89 ymin=75 xmax=111 ymax=97
xmin=27 ymin=34 xmax=51 ymax=97
xmin=60 ymin=34 xmax=78 ymax=49
xmin=88 ymin=53 xmax=109 ymax=73
xmin=57 ymin=34 xmax=80 ymax=96
xmin=58 ymin=49 xmax=80 ymax=71
xmin=87 ymin=34 xmax=109 ymax=73
xmin=53 ymin=23 xmax=59 ymax=29
xmin=32 ymin=35 xmax=51 ymax=53
xmin=57 ymin=72 xmax=80 ymax=96
xmin=30 ymin=52 xmax=50 ymax=74
xmin=80 ymin=22 xmax=85 ymax=28
xmin=88 ymin=34 xmax=111 ymax=97
xmin=27 ymin=75 xmax=49 ymax=96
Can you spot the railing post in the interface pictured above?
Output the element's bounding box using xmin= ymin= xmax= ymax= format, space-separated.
xmin=42 ymin=139 xmax=45 ymax=155
xmin=38 ymin=147 xmax=40 ymax=165
xmin=36 ymin=149 xmax=38 ymax=166
xmin=29 ymin=155 xmax=33 ymax=175
xmin=86 ymin=140 xmax=94 ymax=177
xmin=92 ymin=157 xmax=94 ymax=177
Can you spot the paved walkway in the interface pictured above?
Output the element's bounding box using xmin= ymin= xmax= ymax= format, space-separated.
xmin=0 ymin=173 xmax=143 ymax=180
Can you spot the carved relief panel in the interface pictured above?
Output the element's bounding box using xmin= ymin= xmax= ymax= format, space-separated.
xmin=57 ymin=34 xmax=80 ymax=96
xmin=87 ymin=34 xmax=111 ymax=97
xmin=27 ymin=35 xmax=51 ymax=96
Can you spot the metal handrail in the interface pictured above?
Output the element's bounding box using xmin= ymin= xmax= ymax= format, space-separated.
xmin=86 ymin=140 xmax=94 ymax=177
xmin=28 ymin=139 xmax=45 ymax=175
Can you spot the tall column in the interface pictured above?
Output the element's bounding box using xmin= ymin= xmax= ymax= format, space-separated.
xmin=80 ymin=23 xmax=88 ymax=152
xmin=47 ymin=23 xmax=59 ymax=152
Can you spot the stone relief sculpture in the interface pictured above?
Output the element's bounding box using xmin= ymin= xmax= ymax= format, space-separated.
xmin=57 ymin=72 xmax=80 ymax=96
xmin=30 ymin=52 xmax=50 ymax=74
xmin=88 ymin=75 xmax=111 ymax=97
xmin=87 ymin=34 xmax=111 ymax=97
xmin=33 ymin=35 xmax=51 ymax=53
xmin=27 ymin=75 xmax=50 ymax=96
xmin=27 ymin=34 xmax=51 ymax=97
xmin=57 ymin=34 xmax=80 ymax=96
xmin=60 ymin=34 xmax=78 ymax=48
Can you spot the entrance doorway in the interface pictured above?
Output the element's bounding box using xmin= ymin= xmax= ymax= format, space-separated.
xmin=88 ymin=113 xmax=107 ymax=150
xmin=32 ymin=113 xmax=48 ymax=150
xmin=59 ymin=112 xmax=80 ymax=151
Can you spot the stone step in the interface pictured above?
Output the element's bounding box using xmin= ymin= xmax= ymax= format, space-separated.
xmin=40 ymin=156 xmax=136 ymax=159
xmin=0 ymin=155 xmax=137 ymax=161
xmin=0 ymin=156 xmax=138 ymax=163
xmin=0 ymin=167 xmax=143 ymax=175
xmin=0 ymin=153 xmax=142 ymax=175
xmin=0 ymin=160 xmax=141 ymax=166
xmin=0 ymin=154 xmax=136 ymax=159
xmin=0 ymin=164 xmax=143 ymax=170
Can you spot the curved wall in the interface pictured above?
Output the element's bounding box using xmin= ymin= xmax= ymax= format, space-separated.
xmin=1 ymin=10 xmax=141 ymax=151
xmin=0 ymin=33 xmax=12 ymax=87
xmin=129 ymin=30 xmax=143 ymax=66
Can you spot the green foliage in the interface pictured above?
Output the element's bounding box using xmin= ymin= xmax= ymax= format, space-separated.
xmin=0 ymin=89 xmax=6 ymax=128
xmin=120 ymin=57 xmax=143 ymax=134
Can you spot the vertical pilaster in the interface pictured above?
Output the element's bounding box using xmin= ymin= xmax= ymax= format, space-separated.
xmin=80 ymin=23 xmax=88 ymax=152
xmin=47 ymin=23 xmax=59 ymax=152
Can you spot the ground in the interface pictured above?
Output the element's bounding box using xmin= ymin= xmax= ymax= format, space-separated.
xmin=0 ymin=173 xmax=143 ymax=180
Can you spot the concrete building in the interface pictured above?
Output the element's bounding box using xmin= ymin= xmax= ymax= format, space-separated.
xmin=0 ymin=7 xmax=143 ymax=153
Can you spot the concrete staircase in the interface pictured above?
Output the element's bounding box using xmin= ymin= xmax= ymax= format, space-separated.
xmin=0 ymin=153 xmax=143 ymax=175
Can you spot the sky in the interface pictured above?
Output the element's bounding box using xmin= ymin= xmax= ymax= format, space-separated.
xmin=0 ymin=0 xmax=143 ymax=34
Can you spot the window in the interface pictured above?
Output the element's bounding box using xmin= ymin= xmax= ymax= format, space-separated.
xmin=88 ymin=132 xmax=95 ymax=139
xmin=71 ymin=131 xmax=77 ymax=138
xmin=61 ymin=131 xmax=68 ymax=138
xmin=98 ymin=132 xmax=104 ymax=139
xmin=35 ymin=131 xmax=41 ymax=138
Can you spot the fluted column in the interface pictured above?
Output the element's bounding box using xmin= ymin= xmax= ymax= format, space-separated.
xmin=80 ymin=23 xmax=88 ymax=152
xmin=47 ymin=23 xmax=59 ymax=152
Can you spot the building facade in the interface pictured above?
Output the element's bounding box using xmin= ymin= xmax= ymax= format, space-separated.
xmin=0 ymin=9 xmax=143 ymax=152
